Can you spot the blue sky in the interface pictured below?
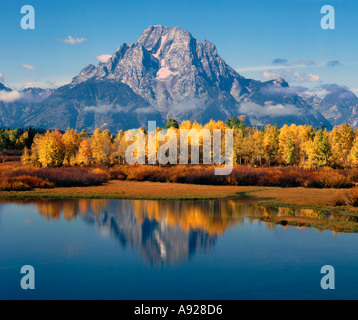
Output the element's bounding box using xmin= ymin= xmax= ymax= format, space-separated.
xmin=0 ymin=0 xmax=357 ymax=94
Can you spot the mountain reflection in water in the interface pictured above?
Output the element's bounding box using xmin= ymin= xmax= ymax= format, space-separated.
xmin=0 ymin=198 xmax=352 ymax=266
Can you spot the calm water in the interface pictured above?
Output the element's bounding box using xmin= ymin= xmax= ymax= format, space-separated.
xmin=0 ymin=198 xmax=357 ymax=300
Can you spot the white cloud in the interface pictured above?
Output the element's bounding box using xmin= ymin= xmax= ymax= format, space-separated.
xmin=23 ymin=82 xmax=38 ymax=89
xmin=22 ymin=64 xmax=35 ymax=71
xmin=237 ymin=65 xmax=290 ymax=73
xmin=96 ymin=54 xmax=112 ymax=63
xmin=0 ymin=90 xmax=23 ymax=103
xmin=168 ymin=98 xmax=203 ymax=113
xmin=262 ymin=70 xmax=280 ymax=79
xmin=292 ymin=71 xmax=320 ymax=83
xmin=84 ymin=104 xmax=129 ymax=114
xmin=63 ymin=35 xmax=87 ymax=45
xmin=134 ymin=107 xmax=158 ymax=114
xmin=239 ymin=102 xmax=302 ymax=117
xmin=237 ymin=60 xmax=317 ymax=73
xmin=262 ymin=69 xmax=321 ymax=83
xmin=0 ymin=73 xmax=4 ymax=82
xmin=259 ymin=85 xmax=307 ymax=96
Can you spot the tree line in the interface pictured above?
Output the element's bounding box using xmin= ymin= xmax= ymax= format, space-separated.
xmin=0 ymin=127 xmax=43 ymax=151
xmin=17 ymin=117 xmax=358 ymax=169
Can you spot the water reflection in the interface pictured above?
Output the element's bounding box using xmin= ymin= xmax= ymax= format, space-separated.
xmin=1 ymin=198 xmax=357 ymax=265
xmin=263 ymin=206 xmax=332 ymax=220
xmin=0 ymin=199 xmax=265 ymax=265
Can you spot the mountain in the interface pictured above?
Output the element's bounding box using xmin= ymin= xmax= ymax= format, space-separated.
xmin=22 ymin=87 xmax=55 ymax=102
xmin=237 ymin=78 xmax=330 ymax=128
xmin=71 ymin=25 xmax=254 ymax=125
xmin=310 ymin=85 xmax=358 ymax=127
xmin=0 ymin=83 xmax=11 ymax=92
xmin=0 ymin=25 xmax=332 ymax=131
xmin=0 ymin=83 xmax=28 ymax=128
xmin=20 ymin=79 xmax=164 ymax=132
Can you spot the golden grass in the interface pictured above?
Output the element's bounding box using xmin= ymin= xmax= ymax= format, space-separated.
xmin=0 ymin=179 xmax=354 ymax=211
xmin=0 ymin=180 xmax=253 ymax=200
xmin=250 ymin=187 xmax=349 ymax=207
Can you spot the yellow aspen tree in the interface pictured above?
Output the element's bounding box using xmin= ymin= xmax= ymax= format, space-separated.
xmin=350 ymin=137 xmax=358 ymax=166
xmin=263 ymin=124 xmax=279 ymax=165
xmin=76 ymin=140 xmax=92 ymax=166
xmin=252 ymin=128 xmax=264 ymax=166
xmin=91 ymin=128 xmax=113 ymax=165
xmin=21 ymin=147 xmax=31 ymax=165
xmin=307 ymin=129 xmax=331 ymax=168
xmin=62 ymin=128 xmax=81 ymax=165
xmin=233 ymin=128 xmax=245 ymax=165
xmin=297 ymin=125 xmax=314 ymax=167
xmin=278 ymin=124 xmax=290 ymax=164
xmin=37 ymin=130 xmax=65 ymax=167
xmin=330 ymin=124 xmax=354 ymax=166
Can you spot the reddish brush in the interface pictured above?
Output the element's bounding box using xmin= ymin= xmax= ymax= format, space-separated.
xmin=4 ymin=167 xmax=109 ymax=187
xmin=107 ymin=164 xmax=354 ymax=188
xmin=0 ymin=176 xmax=54 ymax=191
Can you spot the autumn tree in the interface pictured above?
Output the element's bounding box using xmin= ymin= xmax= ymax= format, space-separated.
xmin=308 ymin=129 xmax=331 ymax=168
xmin=112 ymin=130 xmax=127 ymax=164
xmin=283 ymin=135 xmax=297 ymax=165
xmin=233 ymin=128 xmax=245 ymax=165
xmin=297 ymin=125 xmax=314 ymax=167
xmin=62 ymin=128 xmax=81 ymax=165
xmin=76 ymin=140 xmax=92 ymax=166
xmin=350 ymin=135 xmax=358 ymax=165
xmin=330 ymin=123 xmax=355 ymax=166
xmin=263 ymin=124 xmax=279 ymax=165
xmin=21 ymin=147 xmax=31 ymax=165
xmin=35 ymin=130 xmax=65 ymax=167
xmin=91 ymin=128 xmax=113 ymax=164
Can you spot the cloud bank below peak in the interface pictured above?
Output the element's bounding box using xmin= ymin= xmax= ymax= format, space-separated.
xmin=262 ymin=69 xmax=321 ymax=83
xmin=0 ymin=90 xmax=23 ymax=103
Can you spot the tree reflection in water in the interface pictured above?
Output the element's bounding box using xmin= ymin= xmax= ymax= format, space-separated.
xmin=0 ymin=198 xmax=352 ymax=265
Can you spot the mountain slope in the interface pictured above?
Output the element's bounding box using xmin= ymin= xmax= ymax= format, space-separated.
xmin=313 ymin=86 xmax=358 ymax=127
xmin=21 ymin=79 xmax=164 ymax=132
xmin=68 ymin=25 xmax=330 ymax=128
xmin=1 ymin=25 xmax=332 ymax=131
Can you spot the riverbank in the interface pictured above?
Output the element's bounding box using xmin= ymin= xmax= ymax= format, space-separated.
xmin=3 ymin=159 xmax=358 ymax=232
xmin=0 ymin=179 xmax=356 ymax=212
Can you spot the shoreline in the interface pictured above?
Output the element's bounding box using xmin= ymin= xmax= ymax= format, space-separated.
xmin=0 ymin=180 xmax=355 ymax=210
xmin=2 ymin=180 xmax=358 ymax=232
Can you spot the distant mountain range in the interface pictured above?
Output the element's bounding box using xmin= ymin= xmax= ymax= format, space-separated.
xmin=0 ymin=25 xmax=356 ymax=132
xmin=305 ymin=84 xmax=358 ymax=127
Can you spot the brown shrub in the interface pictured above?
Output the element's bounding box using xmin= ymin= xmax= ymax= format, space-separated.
xmin=106 ymin=165 xmax=355 ymax=188
xmin=4 ymin=167 xmax=108 ymax=187
xmin=0 ymin=178 xmax=32 ymax=191
xmin=304 ymin=170 xmax=353 ymax=188
xmin=329 ymin=194 xmax=347 ymax=206
xmin=15 ymin=175 xmax=54 ymax=188
xmin=4 ymin=164 xmax=355 ymax=189
xmin=0 ymin=150 xmax=22 ymax=163
xmin=109 ymin=167 xmax=128 ymax=180
xmin=0 ymin=176 xmax=54 ymax=191
xmin=90 ymin=168 xmax=110 ymax=180
xmin=347 ymin=188 xmax=358 ymax=207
